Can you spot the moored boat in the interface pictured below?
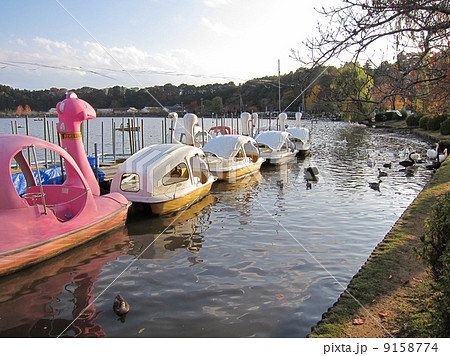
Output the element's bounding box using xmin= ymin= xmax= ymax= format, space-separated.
xmin=255 ymin=130 xmax=297 ymax=165
xmin=202 ymin=135 xmax=265 ymax=181
xmin=285 ymin=112 xmax=311 ymax=156
xmin=0 ymin=92 xmax=131 ymax=278
xmin=166 ymin=113 xmax=211 ymax=147
xmin=110 ymin=143 xmax=216 ymax=215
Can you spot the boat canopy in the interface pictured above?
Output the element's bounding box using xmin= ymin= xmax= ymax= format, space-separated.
xmin=114 ymin=143 xmax=209 ymax=196
xmin=202 ymin=135 xmax=258 ymax=159
xmin=0 ymin=135 xmax=89 ymax=210
xmin=255 ymin=131 xmax=293 ymax=150
xmin=286 ymin=127 xmax=309 ymax=143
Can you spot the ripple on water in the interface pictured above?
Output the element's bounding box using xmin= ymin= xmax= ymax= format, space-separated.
xmin=0 ymin=120 xmax=433 ymax=337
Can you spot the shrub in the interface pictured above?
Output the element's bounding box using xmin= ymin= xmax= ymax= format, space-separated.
xmin=428 ymin=114 xmax=447 ymax=131
xmin=418 ymin=193 xmax=450 ymax=279
xmin=374 ymin=111 xmax=388 ymax=122
xmin=441 ymin=118 xmax=450 ymax=135
xmin=419 ymin=115 xmax=431 ymax=130
xmin=400 ymin=110 xmax=408 ymax=120
xmin=374 ymin=110 xmax=404 ymax=122
xmin=417 ymin=193 xmax=450 ymax=336
xmin=406 ymin=113 xmax=423 ymax=127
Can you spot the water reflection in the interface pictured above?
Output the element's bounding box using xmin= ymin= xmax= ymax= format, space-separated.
xmin=0 ymin=228 xmax=129 ymax=337
xmin=126 ymin=194 xmax=216 ymax=258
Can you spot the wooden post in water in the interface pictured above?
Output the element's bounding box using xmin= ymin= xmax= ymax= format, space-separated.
xmin=135 ymin=116 xmax=140 ymax=151
xmin=128 ymin=118 xmax=133 ymax=155
xmin=201 ymin=116 xmax=205 ymax=146
xmin=141 ymin=119 xmax=144 ymax=148
xmin=46 ymin=121 xmax=54 ymax=166
xmin=112 ymin=121 xmax=116 ymax=163
xmin=57 ymin=133 xmax=65 ymax=183
xmin=164 ymin=117 xmax=167 ymax=144
xmin=51 ymin=121 xmax=56 ymax=166
xmin=121 ymin=118 xmax=125 ymax=156
xmin=43 ymin=115 xmax=48 ymax=167
xmin=25 ymin=115 xmax=31 ymax=164
xmin=101 ymin=121 xmax=104 ymax=163
xmin=94 ymin=143 xmax=99 ymax=181
xmin=161 ymin=119 xmax=164 ymax=144
xmin=86 ymin=119 xmax=89 ymax=155
xmin=10 ymin=120 xmax=14 ymax=134
xmin=131 ymin=117 xmax=136 ymax=153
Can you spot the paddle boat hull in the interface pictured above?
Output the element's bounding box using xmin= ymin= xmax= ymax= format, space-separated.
xmin=0 ymin=200 xmax=128 ymax=277
xmin=208 ymin=159 xmax=264 ymax=181
xmin=150 ymin=180 xmax=214 ymax=214
xmin=255 ymin=131 xmax=298 ymax=165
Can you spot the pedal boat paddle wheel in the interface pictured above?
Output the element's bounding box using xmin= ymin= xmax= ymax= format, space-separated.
xmin=0 ymin=92 xmax=131 ymax=277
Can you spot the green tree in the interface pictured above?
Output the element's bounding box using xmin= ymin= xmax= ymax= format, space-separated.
xmin=331 ymin=62 xmax=374 ymax=121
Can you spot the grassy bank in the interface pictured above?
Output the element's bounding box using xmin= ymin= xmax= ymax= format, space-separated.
xmin=309 ymin=154 xmax=450 ymax=338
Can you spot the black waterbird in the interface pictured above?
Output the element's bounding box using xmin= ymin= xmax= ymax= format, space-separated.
xmin=113 ymin=295 xmax=130 ymax=316
xmin=368 ymin=180 xmax=382 ymax=191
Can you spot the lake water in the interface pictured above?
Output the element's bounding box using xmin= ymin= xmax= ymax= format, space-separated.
xmin=0 ymin=117 xmax=433 ymax=337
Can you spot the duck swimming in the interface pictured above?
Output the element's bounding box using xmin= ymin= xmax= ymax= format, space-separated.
xmin=399 ymin=152 xmax=417 ymax=168
xmin=377 ymin=168 xmax=388 ymax=178
xmin=369 ymin=180 xmax=382 ymax=191
xmin=113 ymin=295 xmax=130 ymax=316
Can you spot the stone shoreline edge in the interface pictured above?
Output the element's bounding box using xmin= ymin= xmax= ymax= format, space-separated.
xmin=308 ymin=148 xmax=450 ymax=338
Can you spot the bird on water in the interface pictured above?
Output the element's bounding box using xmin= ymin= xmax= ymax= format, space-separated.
xmin=113 ymin=295 xmax=130 ymax=316
xmin=369 ymin=180 xmax=382 ymax=191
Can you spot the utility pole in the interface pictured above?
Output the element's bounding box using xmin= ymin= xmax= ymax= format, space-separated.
xmin=278 ymin=59 xmax=281 ymax=114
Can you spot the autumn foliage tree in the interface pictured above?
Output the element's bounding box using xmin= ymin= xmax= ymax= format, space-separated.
xmin=293 ymin=0 xmax=450 ymax=113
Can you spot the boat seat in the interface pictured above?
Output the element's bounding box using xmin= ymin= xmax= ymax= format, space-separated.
xmin=50 ymin=204 xmax=73 ymax=222
xmin=247 ymin=154 xmax=258 ymax=163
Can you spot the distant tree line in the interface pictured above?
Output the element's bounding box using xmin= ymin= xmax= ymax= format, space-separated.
xmin=1 ymin=53 xmax=448 ymax=121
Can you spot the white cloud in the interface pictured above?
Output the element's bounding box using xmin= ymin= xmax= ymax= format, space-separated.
xmin=33 ymin=37 xmax=74 ymax=54
xmin=203 ymin=0 xmax=232 ymax=7
xmin=200 ymin=17 xmax=233 ymax=36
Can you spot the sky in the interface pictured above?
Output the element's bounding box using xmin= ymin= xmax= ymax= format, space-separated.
xmin=1 ymin=0 xmax=357 ymax=90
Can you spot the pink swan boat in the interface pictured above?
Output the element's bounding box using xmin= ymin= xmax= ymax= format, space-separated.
xmin=0 ymin=92 xmax=131 ymax=277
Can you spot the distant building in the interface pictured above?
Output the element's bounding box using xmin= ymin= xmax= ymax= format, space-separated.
xmin=164 ymin=104 xmax=183 ymax=112
xmin=97 ymin=108 xmax=114 ymax=115
xmin=127 ymin=107 xmax=139 ymax=113
xmin=141 ymin=106 xmax=162 ymax=113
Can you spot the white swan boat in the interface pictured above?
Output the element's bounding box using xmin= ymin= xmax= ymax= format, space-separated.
xmin=255 ymin=130 xmax=297 ymax=165
xmin=111 ymin=144 xmax=216 ymax=215
xmin=284 ymin=112 xmax=311 ymax=156
xmin=166 ymin=112 xmax=211 ymax=147
xmin=202 ymin=135 xmax=265 ymax=181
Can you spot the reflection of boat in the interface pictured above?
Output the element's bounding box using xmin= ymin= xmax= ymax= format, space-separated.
xmin=111 ymin=143 xmax=216 ymax=215
xmin=166 ymin=113 xmax=211 ymax=147
xmin=203 ymin=135 xmax=265 ymax=181
xmin=126 ymin=194 xmax=215 ymax=259
xmin=116 ymin=123 xmax=140 ymax=131
xmin=0 ymin=228 xmax=130 ymax=337
xmin=0 ymin=92 xmax=131 ymax=277
xmin=285 ymin=112 xmax=311 ymax=156
xmin=255 ymin=130 xmax=297 ymax=165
